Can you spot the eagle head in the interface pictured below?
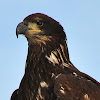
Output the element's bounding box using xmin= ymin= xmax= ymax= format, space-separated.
xmin=16 ymin=13 xmax=66 ymax=45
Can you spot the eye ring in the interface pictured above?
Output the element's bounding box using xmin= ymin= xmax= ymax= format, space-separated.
xmin=36 ymin=21 xmax=43 ymax=26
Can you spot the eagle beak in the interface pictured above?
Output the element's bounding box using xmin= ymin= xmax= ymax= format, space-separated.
xmin=16 ymin=22 xmax=42 ymax=38
xmin=16 ymin=22 xmax=28 ymax=38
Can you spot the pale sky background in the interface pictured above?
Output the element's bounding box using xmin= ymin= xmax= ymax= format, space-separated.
xmin=0 ymin=0 xmax=100 ymax=100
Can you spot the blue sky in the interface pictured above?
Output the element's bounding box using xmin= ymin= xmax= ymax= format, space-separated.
xmin=0 ymin=0 xmax=100 ymax=100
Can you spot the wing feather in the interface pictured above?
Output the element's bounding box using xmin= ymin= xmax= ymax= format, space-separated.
xmin=54 ymin=74 xmax=100 ymax=100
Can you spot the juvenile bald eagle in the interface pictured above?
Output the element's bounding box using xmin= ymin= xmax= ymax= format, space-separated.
xmin=11 ymin=13 xmax=100 ymax=100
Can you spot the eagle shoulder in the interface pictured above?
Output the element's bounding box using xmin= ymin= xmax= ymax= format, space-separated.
xmin=54 ymin=73 xmax=100 ymax=100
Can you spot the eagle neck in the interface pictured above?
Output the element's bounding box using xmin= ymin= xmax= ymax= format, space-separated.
xmin=26 ymin=40 xmax=70 ymax=68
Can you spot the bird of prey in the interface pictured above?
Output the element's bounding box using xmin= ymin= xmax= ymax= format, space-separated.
xmin=11 ymin=13 xmax=100 ymax=100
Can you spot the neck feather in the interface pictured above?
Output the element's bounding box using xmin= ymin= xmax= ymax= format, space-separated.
xmin=26 ymin=40 xmax=70 ymax=68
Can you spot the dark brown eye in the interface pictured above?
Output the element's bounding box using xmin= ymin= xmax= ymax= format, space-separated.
xmin=37 ymin=21 xmax=43 ymax=26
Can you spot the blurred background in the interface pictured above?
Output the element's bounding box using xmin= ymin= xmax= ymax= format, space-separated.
xmin=0 ymin=0 xmax=100 ymax=100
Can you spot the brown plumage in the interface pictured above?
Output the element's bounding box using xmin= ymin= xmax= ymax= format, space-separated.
xmin=11 ymin=13 xmax=100 ymax=100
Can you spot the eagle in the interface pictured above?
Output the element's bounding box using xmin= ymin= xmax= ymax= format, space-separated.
xmin=11 ymin=13 xmax=100 ymax=100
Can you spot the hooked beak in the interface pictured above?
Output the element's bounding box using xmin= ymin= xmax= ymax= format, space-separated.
xmin=16 ymin=22 xmax=42 ymax=38
xmin=16 ymin=22 xmax=28 ymax=38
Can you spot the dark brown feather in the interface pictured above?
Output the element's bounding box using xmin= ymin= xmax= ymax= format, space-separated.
xmin=11 ymin=13 xmax=100 ymax=100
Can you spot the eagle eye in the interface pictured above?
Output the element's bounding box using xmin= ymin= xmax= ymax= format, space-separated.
xmin=36 ymin=21 xmax=43 ymax=26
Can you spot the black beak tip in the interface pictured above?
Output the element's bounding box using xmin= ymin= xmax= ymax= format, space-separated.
xmin=16 ymin=33 xmax=18 ymax=38
xmin=16 ymin=27 xmax=19 ymax=38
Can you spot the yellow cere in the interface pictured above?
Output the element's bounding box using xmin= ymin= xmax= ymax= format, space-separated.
xmin=28 ymin=22 xmax=39 ymax=30
xmin=28 ymin=23 xmax=42 ymax=34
